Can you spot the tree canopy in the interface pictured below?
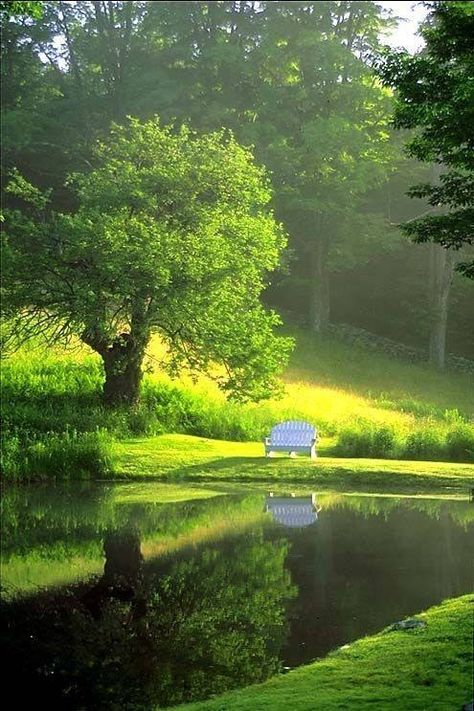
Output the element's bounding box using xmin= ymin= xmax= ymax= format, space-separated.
xmin=3 ymin=118 xmax=292 ymax=404
xmin=380 ymin=0 xmax=474 ymax=278
xmin=1 ymin=1 xmax=473 ymax=365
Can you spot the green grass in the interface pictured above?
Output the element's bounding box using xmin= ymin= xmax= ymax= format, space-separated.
xmin=144 ymin=329 xmax=474 ymax=445
xmin=2 ymin=329 xmax=473 ymax=480
xmin=1 ymin=429 xmax=113 ymax=481
xmin=112 ymin=434 xmax=474 ymax=492
xmin=171 ymin=594 xmax=473 ymax=711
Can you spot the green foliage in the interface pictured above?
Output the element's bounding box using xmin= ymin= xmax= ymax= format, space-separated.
xmin=0 ymin=0 xmax=406 ymax=341
xmin=3 ymin=118 xmax=292 ymax=403
xmin=2 ymin=0 xmax=473 ymax=356
xmin=2 ymin=329 xmax=474 ymax=480
xmin=334 ymin=421 xmax=474 ymax=462
xmin=445 ymin=424 xmax=474 ymax=462
xmin=335 ymin=424 xmax=398 ymax=459
xmin=1 ymin=531 xmax=295 ymax=709
xmin=380 ymin=1 xmax=474 ymax=277
xmin=403 ymin=427 xmax=445 ymax=462
xmin=1 ymin=430 xmax=113 ymax=482
xmin=0 ymin=1 xmax=43 ymax=19
xmin=235 ymin=2 xmax=396 ymax=327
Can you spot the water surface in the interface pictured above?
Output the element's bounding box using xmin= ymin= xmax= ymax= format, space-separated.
xmin=2 ymin=483 xmax=473 ymax=709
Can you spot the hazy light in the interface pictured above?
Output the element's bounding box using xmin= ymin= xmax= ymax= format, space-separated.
xmin=378 ymin=1 xmax=428 ymax=53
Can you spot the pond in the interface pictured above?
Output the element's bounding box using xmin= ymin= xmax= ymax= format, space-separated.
xmin=1 ymin=483 xmax=473 ymax=709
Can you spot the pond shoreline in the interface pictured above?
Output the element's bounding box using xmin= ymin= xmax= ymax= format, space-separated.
xmin=171 ymin=594 xmax=473 ymax=711
xmin=3 ymin=482 xmax=472 ymax=709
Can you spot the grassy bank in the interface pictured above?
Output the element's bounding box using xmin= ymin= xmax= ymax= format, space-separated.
xmin=2 ymin=329 xmax=473 ymax=480
xmin=170 ymin=595 xmax=473 ymax=711
xmin=112 ymin=434 xmax=474 ymax=492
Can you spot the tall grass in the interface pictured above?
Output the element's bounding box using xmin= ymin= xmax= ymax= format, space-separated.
xmin=333 ymin=421 xmax=474 ymax=462
xmin=1 ymin=331 xmax=473 ymax=480
xmin=1 ymin=430 xmax=113 ymax=482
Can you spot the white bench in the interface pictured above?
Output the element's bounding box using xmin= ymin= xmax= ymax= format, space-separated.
xmin=264 ymin=420 xmax=317 ymax=459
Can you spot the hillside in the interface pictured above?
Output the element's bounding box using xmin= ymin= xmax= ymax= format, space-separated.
xmin=2 ymin=328 xmax=474 ymax=480
xmin=143 ymin=328 xmax=474 ymax=454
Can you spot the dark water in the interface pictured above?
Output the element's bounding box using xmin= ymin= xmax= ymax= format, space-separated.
xmin=1 ymin=484 xmax=473 ymax=709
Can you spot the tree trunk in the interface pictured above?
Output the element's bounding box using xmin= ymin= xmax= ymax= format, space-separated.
xmin=82 ymin=312 xmax=150 ymax=406
xmin=102 ymin=334 xmax=146 ymax=406
xmin=309 ymin=236 xmax=330 ymax=333
xmin=428 ymin=244 xmax=456 ymax=369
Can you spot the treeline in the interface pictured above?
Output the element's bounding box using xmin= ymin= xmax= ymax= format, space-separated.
xmin=2 ymin=1 xmax=473 ymax=360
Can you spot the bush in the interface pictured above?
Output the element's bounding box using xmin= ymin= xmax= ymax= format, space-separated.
xmin=1 ymin=430 xmax=113 ymax=481
xmin=445 ymin=425 xmax=474 ymax=463
xmin=403 ymin=427 xmax=445 ymax=461
xmin=3 ymin=343 xmax=474 ymax=476
xmin=334 ymin=424 xmax=398 ymax=459
xmin=335 ymin=422 xmax=474 ymax=464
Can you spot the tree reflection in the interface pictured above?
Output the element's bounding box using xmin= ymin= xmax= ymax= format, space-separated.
xmin=1 ymin=527 xmax=295 ymax=709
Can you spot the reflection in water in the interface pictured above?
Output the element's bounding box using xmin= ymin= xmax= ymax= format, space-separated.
xmin=279 ymin=500 xmax=474 ymax=668
xmin=80 ymin=528 xmax=146 ymax=621
xmin=1 ymin=485 xmax=473 ymax=709
xmin=1 ymin=520 xmax=294 ymax=709
xmin=265 ymin=492 xmax=320 ymax=527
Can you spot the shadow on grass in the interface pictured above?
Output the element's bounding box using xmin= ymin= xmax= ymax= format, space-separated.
xmin=145 ymin=455 xmax=470 ymax=493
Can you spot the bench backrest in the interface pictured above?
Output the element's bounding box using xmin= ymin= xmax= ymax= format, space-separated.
xmin=269 ymin=420 xmax=316 ymax=446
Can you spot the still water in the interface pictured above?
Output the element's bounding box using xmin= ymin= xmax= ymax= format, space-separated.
xmin=1 ymin=483 xmax=473 ymax=709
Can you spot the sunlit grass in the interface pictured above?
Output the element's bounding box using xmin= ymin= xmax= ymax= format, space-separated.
xmin=144 ymin=328 xmax=474 ymax=439
xmin=173 ymin=594 xmax=473 ymax=711
xmin=112 ymin=433 xmax=474 ymax=492
xmin=2 ymin=328 xmax=473 ymax=480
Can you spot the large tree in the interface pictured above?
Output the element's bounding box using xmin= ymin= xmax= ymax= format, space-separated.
xmin=3 ymin=1 xmax=471 ymax=356
xmin=380 ymin=1 xmax=474 ymax=279
xmin=247 ymin=2 xmax=395 ymax=333
xmin=2 ymin=118 xmax=292 ymax=405
xmin=0 ymin=3 xmax=406 ymax=336
xmin=134 ymin=2 xmax=397 ymax=333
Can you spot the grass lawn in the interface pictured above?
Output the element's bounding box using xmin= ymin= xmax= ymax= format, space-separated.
xmin=146 ymin=328 xmax=474 ymax=424
xmin=170 ymin=595 xmax=473 ymax=711
xmin=112 ymin=434 xmax=474 ymax=493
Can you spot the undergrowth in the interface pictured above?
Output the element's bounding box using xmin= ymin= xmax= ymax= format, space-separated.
xmin=1 ymin=333 xmax=473 ymax=480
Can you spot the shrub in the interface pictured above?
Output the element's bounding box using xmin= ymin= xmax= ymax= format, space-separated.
xmin=334 ymin=424 xmax=398 ymax=459
xmin=1 ymin=430 xmax=113 ymax=481
xmin=403 ymin=427 xmax=445 ymax=461
xmin=3 ymin=339 xmax=474 ymax=475
xmin=445 ymin=425 xmax=474 ymax=463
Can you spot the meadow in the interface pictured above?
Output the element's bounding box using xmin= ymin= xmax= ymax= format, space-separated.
xmin=2 ymin=328 xmax=474 ymax=481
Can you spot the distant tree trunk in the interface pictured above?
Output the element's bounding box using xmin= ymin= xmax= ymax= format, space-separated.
xmin=428 ymin=243 xmax=456 ymax=369
xmin=309 ymin=235 xmax=330 ymax=333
